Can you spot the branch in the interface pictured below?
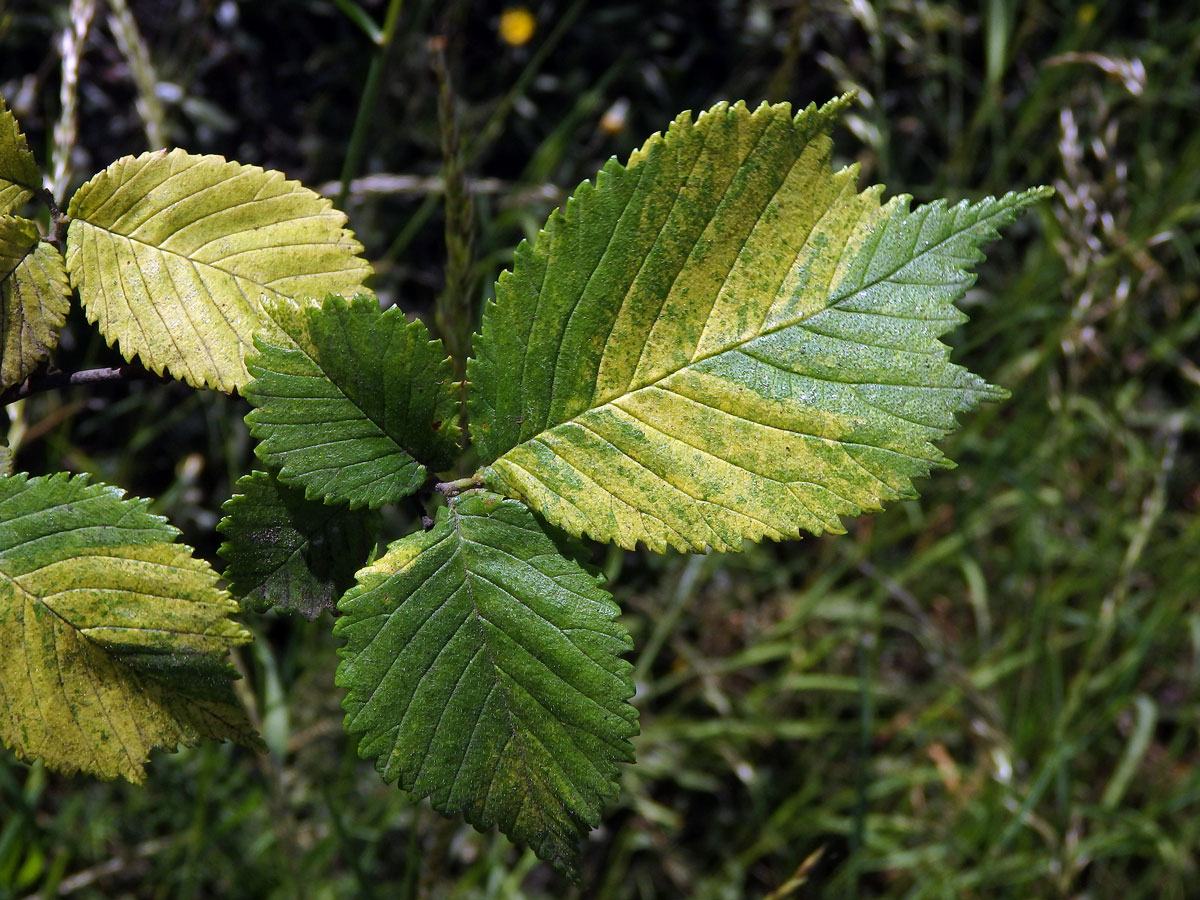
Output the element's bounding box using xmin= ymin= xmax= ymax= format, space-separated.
xmin=1 ymin=364 xmax=168 ymax=405
xmin=315 ymin=173 xmax=563 ymax=208
xmin=435 ymin=474 xmax=483 ymax=497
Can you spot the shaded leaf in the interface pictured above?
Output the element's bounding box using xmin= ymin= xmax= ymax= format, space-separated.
xmin=65 ymin=149 xmax=372 ymax=392
xmin=0 ymin=472 xmax=261 ymax=782
xmin=0 ymin=98 xmax=40 ymax=214
xmin=218 ymin=469 xmax=379 ymax=619
xmin=468 ymin=98 xmax=1050 ymax=552
xmin=245 ymin=294 xmax=460 ymax=508
xmin=336 ymin=490 xmax=637 ymax=879
xmin=0 ymin=216 xmax=70 ymax=390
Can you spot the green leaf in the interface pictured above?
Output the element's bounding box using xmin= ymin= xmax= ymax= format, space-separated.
xmin=0 ymin=216 xmax=70 ymax=391
xmin=0 ymin=98 xmax=40 ymax=214
xmin=0 ymin=472 xmax=261 ymax=782
xmin=218 ymin=469 xmax=379 ymax=620
xmin=245 ymin=294 xmax=461 ymax=508
xmin=336 ymin=490 xmax=637 ymax=879
xmin=64 ymin=149 xmax=373 ymax=392
xmin=468 ymin=97 xmax=1051 ymax=552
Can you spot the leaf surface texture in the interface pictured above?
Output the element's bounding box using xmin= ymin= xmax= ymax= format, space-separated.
xmin=0 ymin=473 xmax=260 ymax=782
xmin=0 ymin=98 xmax=40 ymax=214
xmin=218 ymin=470 xmax=378 ymax=619
xmin=336 ymin=490 xmax=637 ymax=878
xmin=65 ymin=150 xmax=372 ymax=392
xmin=468 ymin=98 xmax=1050 ymax=551
xmin=245 ymin=294 xmax=461 ymax=507
xmin=0 ymin=216 xmax=70 ymax=390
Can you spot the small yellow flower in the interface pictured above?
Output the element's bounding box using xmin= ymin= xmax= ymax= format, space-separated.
xmin=499 ymin=6 xmax=536 ymax=47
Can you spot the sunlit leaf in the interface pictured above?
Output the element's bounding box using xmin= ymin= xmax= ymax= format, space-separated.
xmin=468 ymin=97 xmax=1050 ymax=552
xmin=245 ymin=294 xmax=460 ymax=508
xmin=65 ymin=150 xmax=372 ymax=392
xmin=0 ymin=216 xmax=70 ymax=391
xmin=0 ymin=97 xmax=40 ymax=214
xmin=336 ymin=490 xmax=637 ymax=879
xmin=0 ymin=473 xmax=261 ymax=782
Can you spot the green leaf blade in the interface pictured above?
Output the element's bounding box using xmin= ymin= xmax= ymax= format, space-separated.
xmin=0 ymin=216 xmax=70 ymax=390
xmin=0 ymin=98 xmax=40 ymax=214
xmin=65 ymin=150 xmax=373 ymax=392
xmin=0 ymin=473 xmax=261 ymax=782
xmin=336 ymin=490 xmax=637 ymax=878
xmin=468 ymin=98 xmax=1049 ymax=552
xmin=244 ymin=294 xmax=461 ymax=508
xmin=218 ymin=470 xmax=379 ymax=619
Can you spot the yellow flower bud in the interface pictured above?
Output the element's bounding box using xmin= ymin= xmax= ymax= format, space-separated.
xmin=499 ymin=7 xmax=536 ymax=47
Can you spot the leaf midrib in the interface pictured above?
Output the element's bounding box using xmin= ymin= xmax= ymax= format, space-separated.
xmin=492 ymin=196 xmax=1017 ymax=465
xmin=269 ymin=337 xmax=433 ymax=470
xmin=77 ymin=221 xmax=336 ymax=302
xmin=447 ymin=502 xmax=614 ymax=796
xmin=446 ymin=502 xmax=542 ymax=813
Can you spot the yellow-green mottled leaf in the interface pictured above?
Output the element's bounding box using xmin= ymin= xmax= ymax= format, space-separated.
xmin=468 ymin=98 xmax=1051 ymax=552
xmin=0 ymin=98 xmax=40 ymax=214
xmin=336 ymin=490 xmax=637 ymax=879
xmin=0 ymin=216 xmax=70 ymax=391
xmin=64 ymin=149 xmax=373 ymax=392
xmin=0 ymin=472 xmax=262 ymax=782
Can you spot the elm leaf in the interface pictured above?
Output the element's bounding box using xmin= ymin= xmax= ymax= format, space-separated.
xmin=218 ymin=470 xmax=379 ymax=619
xmin=0 ymin=98 xmax=40 ymax=214
xmin=335 ymin=490 xmax=637 ymax=879
xmin=0 ymin=216 xmax=70 ymax=390
xmin=245 ymin=294 xmax=460 ymax=508
xmin=468 ymin=97 xmax=1051 ymax=552
xmin=65 ymin=149 xmax=372 ymax=392
xmin=0 ymin=473 xmax=261 ymax=783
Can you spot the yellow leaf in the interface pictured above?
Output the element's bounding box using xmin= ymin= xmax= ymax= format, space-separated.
xmin=65 ymin=150 xmax=373 ymax=392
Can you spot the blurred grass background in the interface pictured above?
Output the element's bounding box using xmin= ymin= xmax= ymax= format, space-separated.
xmin=2 ymin=0 xmax=1199 ymax=897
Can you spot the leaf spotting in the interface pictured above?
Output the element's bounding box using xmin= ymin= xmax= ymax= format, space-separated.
xmin=0 ymin=473 xmax=261 ymax=782
xmin=0 ymin=216 xmax=71 ymax=391
xmin=0 ymin=97 xmax=40 ymax=214
xmin=336 ymin=490 xmax=637 ymax=879
xmin=468 ymin=98 xmax=1050 ymax=552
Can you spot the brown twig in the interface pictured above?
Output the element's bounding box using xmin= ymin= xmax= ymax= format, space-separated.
xmin=19 ymin=838 xmax=168 ymax=899
xmin=0 ymin=364 xmax=168 ymax=406
xmin=434 ymin=475 xmax=482 ymax=497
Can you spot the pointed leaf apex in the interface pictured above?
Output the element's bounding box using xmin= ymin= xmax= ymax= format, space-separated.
xmin=467 ymin=96 xmax=1049 ymax=552
xmin=246 ymin=296 xmax=461 ymax=507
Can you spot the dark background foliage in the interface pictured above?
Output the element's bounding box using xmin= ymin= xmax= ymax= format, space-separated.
xmin=1 ymin=1 xmax=1199 ymax=897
